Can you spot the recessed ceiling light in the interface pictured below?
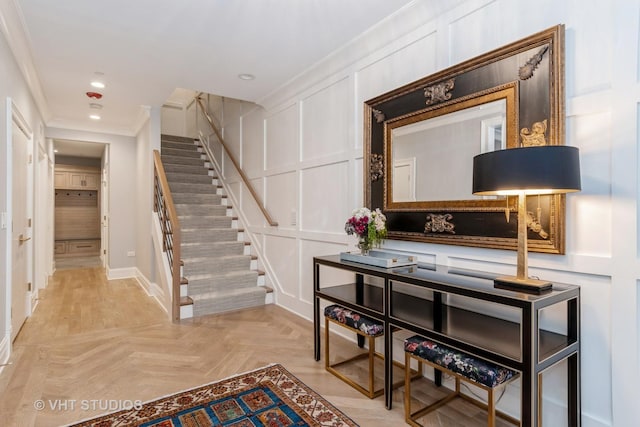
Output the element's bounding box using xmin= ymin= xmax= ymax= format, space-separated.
xmin=238 ymin=73 xmax=255 ymax=80
xmin=91 ymin=81 xmax=105 ymax=89
xmin=89 ymin=114 xmax=101 ymax=120
xmin=53 ymin=149 xmax=59 ymax=153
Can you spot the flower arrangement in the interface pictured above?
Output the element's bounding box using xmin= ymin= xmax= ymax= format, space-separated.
xmin=344 ymin=207 xmax=387 ymax=255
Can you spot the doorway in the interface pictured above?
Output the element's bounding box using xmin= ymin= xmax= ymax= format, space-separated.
xmin=52 ymin=141 xmax=105 ymax=270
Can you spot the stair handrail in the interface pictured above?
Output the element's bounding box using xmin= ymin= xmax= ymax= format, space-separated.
xmin=195 ymin=96 xmax=278 ymax=227
xmin=153 ymin=149 xmax=181 ymax=321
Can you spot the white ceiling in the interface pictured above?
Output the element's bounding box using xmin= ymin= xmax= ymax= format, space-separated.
xmin=13 ymin=0 xmax=415 ymax=139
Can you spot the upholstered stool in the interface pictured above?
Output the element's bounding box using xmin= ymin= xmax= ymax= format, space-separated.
xmin=324 ymin=304 xmax=420 ymax=398
xmin=404 ymin=335 xmax=520 ymax=427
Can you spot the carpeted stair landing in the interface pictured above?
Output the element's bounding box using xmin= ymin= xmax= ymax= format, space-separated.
xmin=160 ymin=134 xmax=267 ymax=318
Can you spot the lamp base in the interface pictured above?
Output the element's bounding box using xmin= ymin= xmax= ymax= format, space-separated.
xmin=493 ymin=275 xmax=552 ymax=293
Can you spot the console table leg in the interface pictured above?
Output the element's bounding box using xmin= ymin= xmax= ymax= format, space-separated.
xmin=314 ymin=296 xmax=320 ymax=361
xmin=314 ymin=264 xmax=321 ymax=361
xmin=356 ymin=273 xmax=365 ymax=348
xmin=385 ymin=319 xmax=393 ymax=409
xmin=434 ymin=292 xmax=443 ymax=387
xmin=568 ymin=353 xmax=580 ymax=426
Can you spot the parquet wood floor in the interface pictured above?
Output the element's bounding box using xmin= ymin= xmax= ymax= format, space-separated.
xmin=0 ymin=267 xmax=514 ymax=427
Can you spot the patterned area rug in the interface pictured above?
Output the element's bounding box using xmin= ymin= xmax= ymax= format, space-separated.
xmin=68 ymin=364 xmax=359 ymax=426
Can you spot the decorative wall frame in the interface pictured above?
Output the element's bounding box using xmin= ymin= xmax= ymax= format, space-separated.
xmin=364 ymin=25 xmax=566 ymax=253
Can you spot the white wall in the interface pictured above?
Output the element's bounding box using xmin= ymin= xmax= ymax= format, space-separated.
xmin=209 ymin=1 xmax=639 ymax=425
xmin=135 ymin=107 xmax=162 ymax=296
xmin=161 ymin=105 xmax=185 ymax=136
xmin=46 ymin=127 xmax=138 ymax=276
xmin=0 ymin=22 xmax=45 ymax=361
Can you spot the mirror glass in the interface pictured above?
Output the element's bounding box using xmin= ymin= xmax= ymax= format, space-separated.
xmin=391 ymin=98 xmax=505 ymax=202
xmin=384 ymin=85 xmax=517 ymax=211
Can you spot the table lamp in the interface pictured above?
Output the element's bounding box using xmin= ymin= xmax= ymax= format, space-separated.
xmin=472 ymin=145 xmax=581 ymax=292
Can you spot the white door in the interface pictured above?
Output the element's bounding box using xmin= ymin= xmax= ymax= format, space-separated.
xmin=393 ymin=158 xmax=416 ymax=202
xmin=11 ymin=117 xmax=30 ymax=342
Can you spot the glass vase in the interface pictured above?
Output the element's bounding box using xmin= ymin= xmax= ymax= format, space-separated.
xmin=357 ymin=235 xmax=372 ymax=256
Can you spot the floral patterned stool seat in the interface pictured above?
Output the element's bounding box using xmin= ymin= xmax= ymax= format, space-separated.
xmin=404 ymin=335 xmax=520 ymax=427
xmin=324 ymin=304 xmax=421 ymax=399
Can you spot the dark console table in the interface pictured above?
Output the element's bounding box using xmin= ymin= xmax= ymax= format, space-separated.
xmin=313 ymin=254 xmax=580 ymax=426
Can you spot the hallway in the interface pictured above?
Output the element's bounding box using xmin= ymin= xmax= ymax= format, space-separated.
xmin=0 ymin=267 xmax=504 ymax=426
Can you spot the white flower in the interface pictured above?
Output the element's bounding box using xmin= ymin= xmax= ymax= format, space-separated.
xmin=351 ymin=207 xmax=372 ymax=220
xmin=372 ymin=208 xmax=386 ymax=231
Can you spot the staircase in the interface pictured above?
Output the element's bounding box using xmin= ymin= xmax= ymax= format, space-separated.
xmin=159 ymin=134 xmax=269 ymax=319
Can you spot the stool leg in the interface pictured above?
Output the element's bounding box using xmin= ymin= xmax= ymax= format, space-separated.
xmin=488 ymin=388 xmax=495 ymax=427
xmin=404 ymin=353 xmax=412 ymax=423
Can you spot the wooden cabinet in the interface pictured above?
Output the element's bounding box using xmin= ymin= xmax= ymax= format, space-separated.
xmin=55 ymin=165 xmax=100 ymax=190
xmin=54 ymin=171 xmax=68 ymax=188
xmin=68 ymin=172 xmax=99 ymax=189
xmin=55 ymin=239 xmax=100 ymax=257
xmin=54 ymin=164 xmax=101 ymax=258
xmin=54 ymin=241 xmax=67 ymax=255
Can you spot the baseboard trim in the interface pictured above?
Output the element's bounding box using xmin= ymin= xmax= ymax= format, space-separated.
xmin=134 ymin=269 xmax=153 ymax=294
xmin=133 ymin=268 xmax=169 ymax=315
xmin=0 ymin=333 xmax=11 ymax=374
xmin=106 ymin=267 xmax=137 ymax=280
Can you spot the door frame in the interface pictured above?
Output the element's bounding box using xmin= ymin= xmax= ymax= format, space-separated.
xmin=4 ymin=98 xmax=34 ymax=348
xmin=35 ymin=139 xmax=53 ymax=293
xmin=101 ymin=145 xmax=109 ymax=268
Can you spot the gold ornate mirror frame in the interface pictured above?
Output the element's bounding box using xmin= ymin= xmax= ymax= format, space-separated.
xmin=364 ymin=25 xmax=566 ymax=253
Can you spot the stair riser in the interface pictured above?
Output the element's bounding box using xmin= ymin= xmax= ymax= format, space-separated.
xmin=169 ymin=183 xmax=217 ymax=194
xmin=166 ymin=173 xmax=213 ymax=185
xmin=181 ymin=229 xmax=238 ymax=243
xmin=176 ymin=204 xmax=227 ymax=216
xmin=162 ymin=164 xmax=210 ymax=175
xmin=161 ymin=134 xmax=196 ymax=144
xmin=179 ymin=216 xmax=232 ymax=228
xmin=172 ymin=193 xmax=222 ymax=205
xmin=161 ymin=141 xmax=199 ymax=150
xmin=183 ymin=257 xmax=251 ymax=276
xmin=192 ymin=290 xmax=266 ymax=317
xmin=162 ymin=147 xmax=202 ymax=158
xmin=181 ymin=242 xmax=244 ymax=258
xmin=186 ymin=272 xmax=259 ymax=295
xmin=161 ymin=156 xmax=205 ymax=167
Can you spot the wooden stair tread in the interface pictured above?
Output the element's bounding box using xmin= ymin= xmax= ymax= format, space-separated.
xmin=180 ymin=296 xmax=193 ymax=306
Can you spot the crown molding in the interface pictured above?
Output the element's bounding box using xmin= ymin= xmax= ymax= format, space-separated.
xmin=0 ymin=0 xmax=51 ymax=122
